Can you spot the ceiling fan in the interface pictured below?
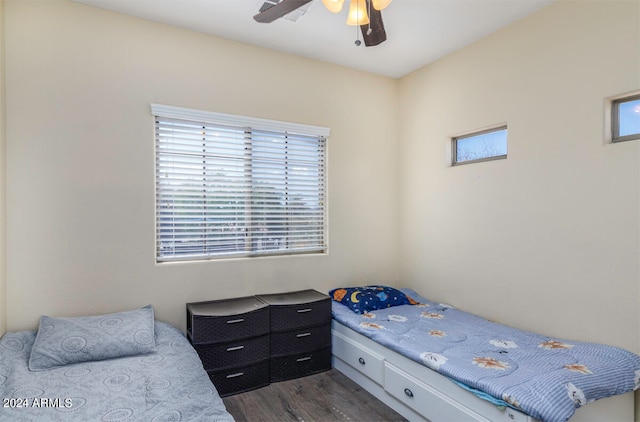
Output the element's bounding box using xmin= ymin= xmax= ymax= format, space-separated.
xmin=253 ymin=0 xmax=392 ymax=47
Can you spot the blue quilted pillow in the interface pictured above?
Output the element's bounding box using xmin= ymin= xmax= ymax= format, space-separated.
xmin=329 ymin=285 xmax=418 ymax=314
xmin=29 ymin=305 xmax=157 ymax=371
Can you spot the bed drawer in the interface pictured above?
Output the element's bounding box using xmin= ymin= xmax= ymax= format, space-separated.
xmin=384 ymin=363 xmax=490 ymax=422
xmin=332 ymin=330 xmax=384 ymax=386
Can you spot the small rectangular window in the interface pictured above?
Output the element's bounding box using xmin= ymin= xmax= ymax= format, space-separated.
xmin=452 ymin=126 xmax=507 ymax=165
xmin=612 ymin=94 xmax=640 ymax=143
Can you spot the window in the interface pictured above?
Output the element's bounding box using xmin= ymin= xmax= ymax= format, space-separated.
xmin=153 ymin=104 xmax=329 ymax=262
xmin=612 ymin=94 xmax=640 ymax=143
xmin=452 ymin=125 xmax=507 ymax=165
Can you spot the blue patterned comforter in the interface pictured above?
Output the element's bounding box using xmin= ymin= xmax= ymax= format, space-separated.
xmin=332 ymin=289 xmax=640 ymax=422
xmin=0 ymin=322 xmax=234 ymax=421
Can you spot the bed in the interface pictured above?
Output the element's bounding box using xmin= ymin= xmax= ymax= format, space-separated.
xmin=330 ymin=286 xmax=640 ymax=422
xmin=0 ymin=306 xmax=234 ymax=422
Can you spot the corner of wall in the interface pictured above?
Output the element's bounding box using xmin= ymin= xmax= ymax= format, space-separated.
xmin=0 ymin=0 xmax=7 ymax=337
xmin=637 ymin=8 xmax=640 ymax=422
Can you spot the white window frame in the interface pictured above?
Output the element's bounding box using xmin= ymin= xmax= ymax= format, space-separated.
xmin=608 ymin=92 xmax=640 ymax=143
xmin=152 ymin=104 xmax=329 ymax=263
xmin=451 ymin=124 xmax=508 ymax=166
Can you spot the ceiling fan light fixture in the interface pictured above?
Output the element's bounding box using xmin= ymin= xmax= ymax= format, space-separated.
xmin=371 ymin=0 xmax=392 ymax=11
xmin=346 ymin=0 xmax=369 ymax=26
xmin=322 ymin=0 xmax=344 ymax=13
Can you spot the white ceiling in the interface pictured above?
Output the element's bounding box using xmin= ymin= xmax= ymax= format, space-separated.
xmin=72 ymin=0 xmax=555 ymax=78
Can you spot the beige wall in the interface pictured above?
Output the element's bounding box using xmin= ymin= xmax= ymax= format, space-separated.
xmin=0 ymin=0 xmax=6 ymax=337
xmin=399 ymin=0 xmax=640 ymax=419
xmin=4 ymin=0 xmax=400 ymax=332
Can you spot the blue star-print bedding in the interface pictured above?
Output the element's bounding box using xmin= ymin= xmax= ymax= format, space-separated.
xmin=331 ymin=288 xmax=640 ymax=422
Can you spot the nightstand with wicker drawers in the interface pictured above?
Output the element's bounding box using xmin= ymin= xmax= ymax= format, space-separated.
xmin=257 ymin=289 xmax=332 ymax=382
xmin=186 ymin=296 xmax=270 ymax=397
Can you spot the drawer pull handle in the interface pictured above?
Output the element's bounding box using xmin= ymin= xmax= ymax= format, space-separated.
xmin=296 ymin=356 xmax=312 ymax=362
xmin=226 ymin=372 xmax=244 ymax=379
xmin=296 ymin=332 xmax=312 ymax=338
xmin=226 ymin=345 xmax=245 ymax=352
xmin=404 ymin=388 xmax=414 ymax=398
xmin=297 ymin=308 xmax=312 ymax=313
xmin=226 ymin=318 xmax=244 ymax=324
xmin=358 ymin=357 xmax=366 ymax=365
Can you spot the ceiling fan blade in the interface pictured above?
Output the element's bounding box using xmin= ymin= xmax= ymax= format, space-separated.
xmin=253 ymin=0 xmax=314 ymax=23
xmin=360 ymin=0 xmax=387 ymax=47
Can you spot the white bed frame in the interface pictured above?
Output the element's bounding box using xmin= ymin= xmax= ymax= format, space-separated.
xmin=331 ymin=321 xmax=634 ymax=422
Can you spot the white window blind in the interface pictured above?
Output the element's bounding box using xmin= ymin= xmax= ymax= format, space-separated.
xmin=153 ymin=104 xmax=328 ymax=262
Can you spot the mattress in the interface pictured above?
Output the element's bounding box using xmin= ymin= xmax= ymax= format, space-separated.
xmin=0 ymin=321 xmax=234 ymax=421
xmin=331 ymin=288 xmax=640 ymax=422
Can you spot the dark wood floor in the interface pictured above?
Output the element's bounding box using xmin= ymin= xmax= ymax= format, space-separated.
xmin=223 ymin=369 xmax=407 ymax=422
